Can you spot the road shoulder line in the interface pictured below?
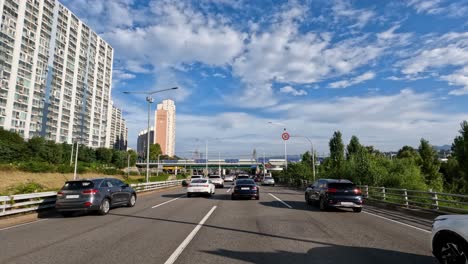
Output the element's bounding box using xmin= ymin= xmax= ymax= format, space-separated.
xmin=363 ymin=211 xmax=431 ymax=233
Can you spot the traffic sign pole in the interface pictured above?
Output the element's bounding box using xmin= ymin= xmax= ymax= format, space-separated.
xmin=282 ymin=131 xmax=289 ymax=170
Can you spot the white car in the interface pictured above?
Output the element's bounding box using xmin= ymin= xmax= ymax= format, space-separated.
xmin=262 ymin=177 xmax=275 ymax=186
xmin=187 ymin=179 xmax=215 ymax=197
xmin=190 ymin=175 xmax=204 ymax=180
xmin=431 ymin=214 xmax=468 ymax=263
xmin=224 ymin=175 xmax=235 ymax=182
xmin=209 ymin=175 xmax=224 ymax=188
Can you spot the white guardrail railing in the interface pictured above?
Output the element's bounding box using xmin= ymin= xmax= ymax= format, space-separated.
xmin=0 ymin=180 xmax=184 ymax=217
xmin=296 ymin=180 xmax=468 ymax=214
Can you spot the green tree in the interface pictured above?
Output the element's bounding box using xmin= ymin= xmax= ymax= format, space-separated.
xmin=418 ymin=138 xmax=443 ymax=191
xmin=78 ymin=145 xmax=96 ymax=163
xmin=149 ymin=143 xmax=162 ymax=160
xmin=450 ymin=121 xmax=468 ymax=193
xmin=96 ymin=148 xmax=113 ymax=164
xmin=42 ymin=140 xmax=63 ymax=164
xmin=112 ymin=150 xmax=127 ymax=169
xmin=26 ymin=137 xmax=47 ymax=161
xmin=397 ymin=146 xmax=419 ymax=160
xmin=0 ymin=128 xmax=27 ymax=163
xmin=128 ymin=149 xmax=138 ymax=166
xmin=346 ymin=135 xmax=362 ymax=159
xmin=329 ymin=131 xmax=345 ymax=176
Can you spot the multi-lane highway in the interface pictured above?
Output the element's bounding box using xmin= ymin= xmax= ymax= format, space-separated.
xmin=0 ymin=183 xmax=438 ymax=264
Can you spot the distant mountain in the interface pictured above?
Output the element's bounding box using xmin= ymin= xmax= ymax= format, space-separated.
xmin=433 ymin=145 xmax=451 ymax=151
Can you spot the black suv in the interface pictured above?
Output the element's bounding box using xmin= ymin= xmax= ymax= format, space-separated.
xmin=305 ymin=179 xmax=363 ymax=212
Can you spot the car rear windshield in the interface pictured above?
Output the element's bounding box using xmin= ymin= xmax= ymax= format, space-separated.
xmin=209 ymin=176 xmax=221 ymax=179
xmin=328 ymin=182 xmax=356 ymax=189
xmin=264 ymin=177 xmax=273 ymax=180
xmin=191 ymin=176 xmax=202 ymax=178
xmin=191 ymin=179 xmax=208 ymax=183
xmin=236 ymin=179 xmax=255 ymax=185
xmin=62 ymin=181 xmax=95 ymax=190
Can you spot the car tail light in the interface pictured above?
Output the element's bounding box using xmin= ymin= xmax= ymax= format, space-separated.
xmin=203 ymin=185 xmax=209 ymax=187
xmin=327 ymin=188 xmax=337 ymax=193
xmin=82 ymin=189 xmax=98 ymax=195
xmin=188 ymin=184 xmax=192 ymax=187
xmin=84 ymin=202 xmax=92 ymax=207
xmin=354 ymin=188 xmax=362 ymax=194
xmin=57 ymin=191 xmax=64 ymax=197
xmin=252 ymin=186 xmax=258 ymax=190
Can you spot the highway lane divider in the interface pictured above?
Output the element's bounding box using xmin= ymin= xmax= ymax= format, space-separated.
xmin=164 ymin=205 xmax=217 ymax=264
xmin=0 ymin=180 xmax=184 ymax=218
xmin=152 ymin=195 xmax=186 ymax=209
xmin=268 ymin=193 xmax=293 ymax=209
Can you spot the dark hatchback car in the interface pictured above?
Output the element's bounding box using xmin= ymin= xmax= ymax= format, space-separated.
xmin=55 ymin=178 xmax=137 ymax=216
xmin=305 ymin=179 xmax=363 ymax=212
xmin=232 ymin=179 xmax=260 ymax=200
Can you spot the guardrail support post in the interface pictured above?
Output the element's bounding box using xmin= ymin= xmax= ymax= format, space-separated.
xmin=382 ymin=187 xmax=386 ymax=201
xmin=2 ymin=197 xmax=6 ymax=215
xmin=430 ymin=190 xmax=439 ymax=210
xmin=403 ymin=189 xmax=408 ymax=208
xmin=364 ymin=185 xmax=369 ymax=198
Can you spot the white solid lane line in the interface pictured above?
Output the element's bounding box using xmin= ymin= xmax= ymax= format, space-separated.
xmin=152 ymin=195 xmax=185 ymax=209
xmin=164 ymin=206 xmax=217 ymax=264
xmin=268 ymin=193 xmax=293 ymax=209
xmin=226 ymin=188 xmax=232 ymax=193
xmin=0 ymin=219 xmax=48 ymax=232
xmin=363 ymin=211 xmax=431 ymax=234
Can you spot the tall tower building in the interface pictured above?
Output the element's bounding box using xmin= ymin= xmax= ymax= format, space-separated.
xmin=137 ymin=127 xmax=154 ymax=157
xmin=0 ymin=0 xmax=113 ymax=148
xmin=154 ymin=99 xmax=175 ymax=157
xmin=110 ymin=105 xmax=127 ymax=150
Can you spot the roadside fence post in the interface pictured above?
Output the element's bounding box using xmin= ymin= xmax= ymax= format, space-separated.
xmin=382 ymin=187 xmax=386 ymax=201
xmin=430 ymin=189 xmax=439 ymax=210
xmin=403 ymin=189 xmax=409 ymax=208
xmin=364 ymin=185 xmax=369 ymax=198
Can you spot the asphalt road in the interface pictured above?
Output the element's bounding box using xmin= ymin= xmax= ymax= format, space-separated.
xmin=0 ymin=183 xmax=438 ymax=264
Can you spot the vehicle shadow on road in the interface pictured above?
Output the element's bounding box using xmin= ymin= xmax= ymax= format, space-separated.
xmin=260 ymin=200 xmax=350 ymax=213
xmin=202 ymin=246 xmax=437 ymax=264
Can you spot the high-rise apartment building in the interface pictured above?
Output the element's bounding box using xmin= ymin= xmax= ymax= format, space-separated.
xmin=0 ymin=0 xmax=113 ymax=147
xmin=137 ymin=127 xmax=154 ymax=157
xmin=154 ymin=99 xmax=175 ymax=157
xmin=110 ymin=105 xmax=127 ymax=150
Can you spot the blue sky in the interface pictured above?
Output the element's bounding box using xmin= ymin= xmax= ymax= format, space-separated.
xmin=62 ymin=0 xmax=468 ymax=158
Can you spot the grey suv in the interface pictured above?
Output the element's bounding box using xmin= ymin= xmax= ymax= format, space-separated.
xmin=305 ymin=179 xmax=363 ymax=212
xmin=55 ymin=178 xmax=137 ymax=216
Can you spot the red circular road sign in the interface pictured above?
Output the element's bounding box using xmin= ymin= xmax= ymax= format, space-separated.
xmin=282 ymin=132 xmax=290 ymax=141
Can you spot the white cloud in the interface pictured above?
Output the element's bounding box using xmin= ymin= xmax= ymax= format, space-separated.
xmin=332 ymin=0 xmax=375 ymax=29
xmin=444 ymin=66 xmax=468 ymax=95
xmin=213 ymin=73 xmax=226 ymax=78
xmin=279 ymin=86 xmax=308 ymax=96
xmin=329 ymin=71 xmax=376 ymax=89
xmin=400 ymin=32 xmax=468 ymax=95
xmin=173 ymin=90 xmax=468 ymax=155
xmin=408 ymin=0 xmax=443 ymax=14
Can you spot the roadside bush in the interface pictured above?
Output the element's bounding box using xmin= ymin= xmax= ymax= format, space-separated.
xmin=18 ymin=161 xmax=56 ymax=173
xmin=99 ymin=168 xmax=124 ymax=175
xmin=57 ymin=164 xmax=74 ymax=173
xmin=7 ymin=181 xmax=47 ymax=195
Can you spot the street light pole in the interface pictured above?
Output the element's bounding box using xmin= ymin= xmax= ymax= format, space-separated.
xmin=70 ymin=141 xmax=74 ymax=166
xmin=123 ymin=87 xmax=178 ymax=183
xmin=291 ymin=135 xmax=316 ymax=182
xmin=73 ymin=141 xmax=79 ymax=180
xmin=205 ymin=140 xmax=208 ymax=176
xmin=157 ymin=154 xmax=161 ymax=177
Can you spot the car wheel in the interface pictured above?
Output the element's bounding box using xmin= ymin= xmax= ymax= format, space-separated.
xmin=255 ymin=195 xmax=260 ymax=200
xmin=305 ymin=194 xmax=312 ymax=205
xmin=231 ymin=195 xmax=236 ymax=200
xmin=60 ymin=211 xmax=75 ymax=217
xmin=272 ymin=184 xmax=275 ymax=187
xmin=207 ymin=192 xmax=212 ymax=198
xmin=187 ymin=193 xmax=192 ymax=198
xmin=434 ymin=234 xmax=468 ymax=264
xmin=353 ymin=207 xmax=362 ymax=213
xmin=98 ymin=198 xmax=110 ymax=215
xmin=221 ymin=185 xmax=224 ymax=188
xmin=319 ymin=198 xmax=327 ymax=211
xmin=127 ymin=194 xmax=136 ymax=207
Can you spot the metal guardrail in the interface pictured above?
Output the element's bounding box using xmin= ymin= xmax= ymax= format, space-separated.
xmin=293 ymin=179 xmax=468 ymax=214
xmin=0 ymin=180 xmax=184 ymax=217
xmin=359 ymin=185 xmax=468 ymax=214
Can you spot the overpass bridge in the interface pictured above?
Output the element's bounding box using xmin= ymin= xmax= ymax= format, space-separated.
xmin=135 ymin=158 xmax=301 ymax=171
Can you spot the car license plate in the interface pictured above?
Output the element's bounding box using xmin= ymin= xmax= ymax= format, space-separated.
xmin=241 ymin=187 xmax=250 ymax=190
xmin=66 ymin=195 xmax=79 ymax=199
xmin=340 ymin=202 xmax=354 ymax=206
xmin=193 ymin=189 xmax=203 ymax=192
